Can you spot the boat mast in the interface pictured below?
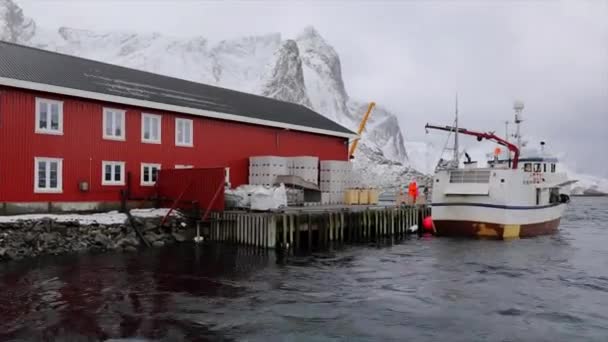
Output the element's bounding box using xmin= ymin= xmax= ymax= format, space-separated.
xmin=513 ymin=100 xmax=524 ymax=150
xmin=453 ymin=94 xmax=459 ymax=168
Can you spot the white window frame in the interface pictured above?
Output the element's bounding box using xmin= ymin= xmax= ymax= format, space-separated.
xmin=102 ymin=108 xmax=126 ymax=141
xmin=142 ymin=113 xmax=162 ymax=144
xmin=175 ymin=118 xmax=193 ymax=147
xmin=101 ymin=161 xmax=125 ymax=186
xmin=34 ymin=157 xmax=63 ymax=193
xmin=141 ymin=163 xmax=161 ymax=186
xmin=35 ymin=98 xmax=63 ymax=135
xmin=175 ymin=164 xmax=194 ymax=169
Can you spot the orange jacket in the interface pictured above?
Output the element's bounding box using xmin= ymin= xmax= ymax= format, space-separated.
xmin=408 ymin=182 xmax=418 ymax=196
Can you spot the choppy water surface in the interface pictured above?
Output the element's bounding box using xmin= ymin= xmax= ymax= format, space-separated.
xmin=1 ymin=198 xmax=607 ymax=341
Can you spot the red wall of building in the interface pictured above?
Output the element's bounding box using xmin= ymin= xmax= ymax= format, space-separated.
xmin=0 ymin=87 xmax=349 ymax=203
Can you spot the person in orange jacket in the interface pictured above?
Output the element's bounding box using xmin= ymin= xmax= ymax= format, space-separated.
xmin=408 ymin=180 xmax=418 ymax=204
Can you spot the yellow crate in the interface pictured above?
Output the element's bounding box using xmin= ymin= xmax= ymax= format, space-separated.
xmin=368 ymin=189 xmax=379 ymax=204
xmin=344 ymin=189 xmax=359 ymax=205
xmin=359 ymin=189 xmax=370 ymax=205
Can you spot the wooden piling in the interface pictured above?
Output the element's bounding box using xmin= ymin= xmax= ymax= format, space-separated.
xmin=295 ymin=213 xmax=301 ymax=251
xmin=339 ymin=211 xmax=345 ymax=243
xmin=307 ymin=214 xmax=313 ymax=252
xmin=390 ymin=209 xmax=395 ymax=236
xmin=289 ymin=214 xmax=295 ymax=251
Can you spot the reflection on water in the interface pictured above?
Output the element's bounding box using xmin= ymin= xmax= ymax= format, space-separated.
xmin=1 ymin=197 xmax=607 ymax=341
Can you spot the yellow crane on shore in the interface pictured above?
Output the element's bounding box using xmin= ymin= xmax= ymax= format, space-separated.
xmin=348 ymin=101 xmax=376 ymax=159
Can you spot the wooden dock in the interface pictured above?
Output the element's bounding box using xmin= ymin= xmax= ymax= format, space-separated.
xmin=206 ymin=205 xmax=432 ymax=253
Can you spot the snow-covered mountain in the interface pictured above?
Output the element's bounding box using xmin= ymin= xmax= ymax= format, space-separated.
xmin=0 ymin=0 xmax=421 ymax=188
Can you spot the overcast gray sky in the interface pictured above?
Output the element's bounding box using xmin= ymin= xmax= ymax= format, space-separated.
xmin=17 ymin=0 xmax=608 ymax=177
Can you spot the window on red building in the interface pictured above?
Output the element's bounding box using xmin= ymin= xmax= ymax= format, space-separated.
xmin=34 ymin=157 xmax=63 ymax=193
xmin=142 ymin=113 xmax=161 ymax=144
xmin=35 ymin=98 xmax=63 ymax=135
xmin=103 ymin=108 xmax=125 ymax=141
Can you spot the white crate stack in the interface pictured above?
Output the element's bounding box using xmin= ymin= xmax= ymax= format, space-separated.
xmin=249 ymin=156 xmax=290 ymax=186
xmin=320 ymin=160 xmax=353 ymax=204
xmin=288 ymin=156 xmax=319 ymax=185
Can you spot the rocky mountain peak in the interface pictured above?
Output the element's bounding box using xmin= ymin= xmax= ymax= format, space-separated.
xmin=295 ymin=26 xmax=349 ymax=125
xmin=262 ymin=40 xmax=312 ymax=108
xmin=0 ymin=0 xmax=35 ymax=43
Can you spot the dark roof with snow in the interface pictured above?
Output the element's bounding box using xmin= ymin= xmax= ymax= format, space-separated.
xmin=0 ymin=41 xmax=354 ymax=137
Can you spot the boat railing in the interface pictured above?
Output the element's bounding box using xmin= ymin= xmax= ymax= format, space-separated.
xmin=449 ymin=170 xmax=491 ymax=183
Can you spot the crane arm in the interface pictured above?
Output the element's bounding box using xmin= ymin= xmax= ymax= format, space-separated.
xmin=425 ymin=123 xmax=520 ymax=169
xmin=349 ymin=102 xmax=376 ymax=159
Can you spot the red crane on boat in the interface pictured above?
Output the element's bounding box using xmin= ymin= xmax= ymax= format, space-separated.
xmin=425 ymin=124 xmax=521 ymax=169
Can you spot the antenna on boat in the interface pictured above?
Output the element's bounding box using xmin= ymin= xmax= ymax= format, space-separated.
xmin=513 ymin=100 xmax=524 ymax=150
xmin=504 ymin=121 xmax=510 ymax=142
xmin=453 ymin=93 xmax=459 ymax=168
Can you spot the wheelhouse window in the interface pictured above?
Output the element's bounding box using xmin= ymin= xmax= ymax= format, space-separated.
xmin=141 ymin=163 xmax=161 ymax=186
xmin=534 ymin=163 xmax=542 ymax=172
xmin=175 ymin=118 xmax=193 ymax=147
xmin=35 ymin=98 xmax=63 ymax=135
xmin=34 ymin=157 xmax=62 ymax=193
xmin=523 ymin=163 xmax=532 ymax=172
xmin=142 ymin=113 xmax=161 ymax=143
xmin=103 ymin=108 xmax=125 ymax=140
xmin=551 ymin=163 xmax=556 ymax=173
xmin=102 ymin=161 xmax=125 ymax=185
xmin=543 ymin=163 xmax=547 ymax=173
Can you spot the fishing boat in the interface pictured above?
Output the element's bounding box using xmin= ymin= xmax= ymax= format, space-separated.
xmin=426 ymin=101 xmax=575 ymax=239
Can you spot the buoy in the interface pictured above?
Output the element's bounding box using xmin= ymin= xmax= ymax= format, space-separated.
xmin=422 ymin=216 xmax=434 ymax=231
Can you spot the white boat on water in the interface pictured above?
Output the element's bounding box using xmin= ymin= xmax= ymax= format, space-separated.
xmin=426 ymin=101 xmax=575 ymax=239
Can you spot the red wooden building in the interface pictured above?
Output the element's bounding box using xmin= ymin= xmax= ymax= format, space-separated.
xmin=0 ymin=42 xmax=355 ymax=214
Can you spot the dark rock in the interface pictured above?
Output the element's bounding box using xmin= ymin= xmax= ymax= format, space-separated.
xmin=152 ymin=240 xmax=165 ymax=248
xmin=172 ymin=232 xmax=187 ymax=242
xmin=124 ymin=246 xmax=138 ymax=253
xmin=116 ymin=236 xmax=139 ymax=248
xmin=0 ymin=248 xmax=7 ymax=258
xmin=108 ymin=226 xmax=122 ymax=235
xmin=133 ymin=217 xmax=144 ymax=226
xmin=144 ymin=232 xmax=161 ymax=243
xmin=7 ymin=250 xmax=19 ymax=260
xmin=39 ymin=232 xmax=58 ymax=244
xmin=24 ymin=232 xmax=38 ymax=244
xmin=144 ymin=219 xmax=159 ymax=232
xmin=50 ymin=223 xmax=68 ymax=235
xmin=33 ymin=221 xmax=46 ymax=232
xmin=93 ymin=232 xmax=111 ymax=247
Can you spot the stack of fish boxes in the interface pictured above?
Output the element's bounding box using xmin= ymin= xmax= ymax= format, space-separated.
xmin=249 ymin=156 xmax=290 ymax=186
xmin=320 ymin=160 xmax=352 ymax=204
xmin=288 ymin=156 xmax=319 ymax=185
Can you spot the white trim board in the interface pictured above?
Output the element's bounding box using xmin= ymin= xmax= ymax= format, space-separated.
xmin=0 ymin=77 xmax=358 ymax=140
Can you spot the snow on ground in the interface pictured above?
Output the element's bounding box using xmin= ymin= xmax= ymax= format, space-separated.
xmin=0 ymin=208 xmax=179 ymax=225
xmin=130 ymin=208 xmax=180 ymax=218
xmin=0 ymin=211 xmax=128 ymax=225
